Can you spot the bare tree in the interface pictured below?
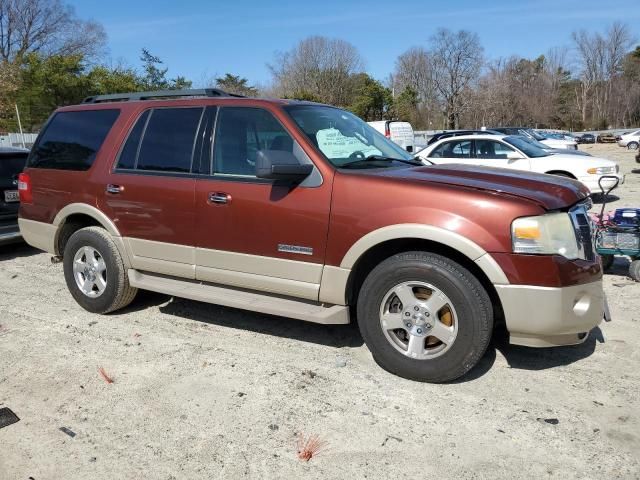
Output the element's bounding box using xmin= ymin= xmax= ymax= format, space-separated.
xmin=0 ymin=0 xmax=106 ymax=64
xmin=572 ymin=22 xmax=634 ymax=127
xmin=429 ymin=28 xmax=484 ymax=129
xmin=268 ymin=36 xmax=364 ymax=107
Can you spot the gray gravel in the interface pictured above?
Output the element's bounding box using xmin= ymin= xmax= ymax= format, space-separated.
xmin=0 ymin=144 xmax=638 ymax=479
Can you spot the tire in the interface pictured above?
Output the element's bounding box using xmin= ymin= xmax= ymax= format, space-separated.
xmin=629 ymin=260 xmax=640 ymax=282
xmin=627 ymin=142 xmax=639 ymax=151
xmin=63 ymin=226 xmax=137 ymax=313
xmin=600 ymin=254 xmax=614 ymax=272
xmin=356 ymin=251 xmax=493 ymax=383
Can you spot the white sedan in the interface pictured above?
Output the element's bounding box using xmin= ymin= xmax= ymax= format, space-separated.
xmin=617 ymin=129 xmax=640 ymax=150
xmin=415 ymin=134 xmax=623 ymax=194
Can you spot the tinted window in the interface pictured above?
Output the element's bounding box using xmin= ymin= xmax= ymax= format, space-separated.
xmin=429 ymin=139 xmax=471 ymax=159
xmin=214 ymin=107 xmax=295 ymax=176
xmin=117 ymin=110 xmax=150 ymax=170
xmin=137 ymin=108 xmax=203 ymax=173
xmin=28 ymin=110 xmax=120 ymax=170
xmin=475 ymin=139 xmax=515 ymax=159
xmin=0 ymin=153 xmax=28 ymax=177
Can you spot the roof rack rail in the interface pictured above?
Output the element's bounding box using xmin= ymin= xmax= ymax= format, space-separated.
xmin=82 ymin=88 xmax=245 ymax=104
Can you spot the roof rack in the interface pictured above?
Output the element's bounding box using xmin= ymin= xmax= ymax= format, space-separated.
xmin=82 ymin=88 xmax=245 ymax=104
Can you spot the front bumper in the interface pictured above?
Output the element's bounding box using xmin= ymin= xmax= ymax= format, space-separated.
xmin=496 ymin=280 xmax=604 ymax=347
xmin=579 ymin=174 xmax=624 ymax=193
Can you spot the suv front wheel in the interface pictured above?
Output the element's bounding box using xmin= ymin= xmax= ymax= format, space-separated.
xmin=357 ymin=251 xmax=493 ymax=383
xmin=63 ymin=226 xmax=138 ymax=314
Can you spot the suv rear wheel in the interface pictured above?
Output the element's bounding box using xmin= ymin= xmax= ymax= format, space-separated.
xmin=357 ymin=251 xmax=493 ymax=383
xmin=63 ymin=226 xmax=137 ymax=313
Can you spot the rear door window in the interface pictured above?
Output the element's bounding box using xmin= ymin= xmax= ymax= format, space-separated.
xmin=118 ymin=108 xmax=203 ymax=173
xmin=0 ymin=153 xmax=28 ymax=178
xmin=429 ymin=139 xmax=471 ymax=159
xmin=28 ymin=110 xmax=120 ymax=170
xmin=137 ymin=108 xmax=203 ymax=173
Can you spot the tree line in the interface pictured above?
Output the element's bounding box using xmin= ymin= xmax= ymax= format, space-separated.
xmin=1 ymin=0 xmax=638 ymax=133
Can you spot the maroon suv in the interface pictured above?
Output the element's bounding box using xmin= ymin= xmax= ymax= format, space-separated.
xmin=18 ymin=89 xmax=605 ymax=382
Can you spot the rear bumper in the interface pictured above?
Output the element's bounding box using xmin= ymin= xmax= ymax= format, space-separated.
xmin=496 ymin=280 xmax=604 ymax=347
xmin=0 ymin=221 xmax=21 ymax=245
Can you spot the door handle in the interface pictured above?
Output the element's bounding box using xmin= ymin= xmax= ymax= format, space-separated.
xmin=106 ymin=184 xmax=123 ymax=194
xmin=208 ymin=192 xmax=231 ymax=204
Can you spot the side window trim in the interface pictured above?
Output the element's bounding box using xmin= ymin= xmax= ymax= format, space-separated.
xmin=132 ymin=109 xmax=152 ymax=170
xmin=188 ymin=107 xmax=207 ymax=173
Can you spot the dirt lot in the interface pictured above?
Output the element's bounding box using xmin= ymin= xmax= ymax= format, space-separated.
xmin=1 ymin=144 xmax=639 ymax=480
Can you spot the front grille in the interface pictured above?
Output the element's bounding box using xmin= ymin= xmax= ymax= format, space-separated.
xmin=569 ymin=204 xmax=596 ymax=261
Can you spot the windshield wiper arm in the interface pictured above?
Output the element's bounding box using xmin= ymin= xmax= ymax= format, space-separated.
xmin=364 ymin=155 xmax=423 ymax=166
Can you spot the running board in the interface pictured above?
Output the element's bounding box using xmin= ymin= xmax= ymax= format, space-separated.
xmin=128 ymin=270 xmax=350 ymax=325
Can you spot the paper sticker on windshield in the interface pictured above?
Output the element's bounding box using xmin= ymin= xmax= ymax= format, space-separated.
xmin=316 ymin=128 xmax=381 ymax=159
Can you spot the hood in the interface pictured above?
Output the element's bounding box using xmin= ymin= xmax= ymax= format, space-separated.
xmin=368 ymin=164 xmax=590 ymax=210
xmin=548 ymin=153 xmax=616 ymax=166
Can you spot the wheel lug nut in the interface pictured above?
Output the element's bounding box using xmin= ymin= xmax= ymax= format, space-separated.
xmin=417 ymin=328 xmax=423 ymax=334
xmin=426 ymin=324 xmax=432 ymax=329
xmin=425 ymin=312 xmax=430 ymax=317
xmin=405 ymin=323 xmax=412 ymax=328
xmin=405 ymin=312 xmax=410 ymax=317
xmin=414 ymin=306 xmax=420 ymax=311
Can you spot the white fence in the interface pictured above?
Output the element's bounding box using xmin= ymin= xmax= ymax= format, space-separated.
xmin=0 ymin=133 xmax=38 ymax=148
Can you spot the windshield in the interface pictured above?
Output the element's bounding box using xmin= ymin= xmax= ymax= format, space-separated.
xmin=284 ymin=105 xmax=414 ymax=168
xmin=516 ymin=135 xmax=553 ymax=151
xmin=504 ymin=136 xmax=549 ymax=158
xmin=525 ymin=129 xmax=546 ymax=141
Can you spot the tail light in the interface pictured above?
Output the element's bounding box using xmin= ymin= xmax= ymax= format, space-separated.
xmin=18 ymin=172 xmax=32 ymax=204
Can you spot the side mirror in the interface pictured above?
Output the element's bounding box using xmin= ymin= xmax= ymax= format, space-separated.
xmin=507 ymin=151 xmax=523 ymax=160
xmin=255 ymin=150 xmax=313 ymax=182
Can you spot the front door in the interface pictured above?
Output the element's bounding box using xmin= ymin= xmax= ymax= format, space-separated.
xmin=194 ymin=106 xmax=333 ymax=300
xmin=473 ymin=138 xmax=531 ymax=171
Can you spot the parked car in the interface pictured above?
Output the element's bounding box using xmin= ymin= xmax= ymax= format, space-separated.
xmin=616 ymin=129 xmax=640 ymax=150
xmin=19 ymin=89 xmax=606 ymax=383
xmin=597 ymin=133 xmax=617 ymax=143
xmin=367 ymin=120 xmax=414 ymax=152
xmin=415 ymin=133 xmax=622 ymax=193
xmin=492 ymin=127 xmax=578 ymax=150
xmin=0 ymin=146 xmax=29 ymax=245
xmin=511 ymin=134 xmax=591 ymax=156
xmin=576 ymin=133 xmax=596 ymax=144
xmin=421 ymin=130 xmax=590 ymax=157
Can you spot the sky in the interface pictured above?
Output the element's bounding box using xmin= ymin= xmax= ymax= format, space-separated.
xmin=68 ymin=0 xmax=640 ymax=87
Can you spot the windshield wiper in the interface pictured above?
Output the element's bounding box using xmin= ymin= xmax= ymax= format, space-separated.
xmin=342 ymin=155 xmax=423 ymax=168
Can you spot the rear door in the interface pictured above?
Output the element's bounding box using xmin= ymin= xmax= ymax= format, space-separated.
xmin=0 ymin=151 xmax=28 ymax=234
xmin=426 ymin=139 xmax=473 ymax=165
xmin=99 ymin=107 xmax=203 ymax=278
xmin=389 ymin=122 xmax=414 ymax=152
xmin=0 ymin=151 xmax=27 ymax=215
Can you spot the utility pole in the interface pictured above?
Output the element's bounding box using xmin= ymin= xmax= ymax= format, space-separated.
xmin=15 ymin=103 xmax=25 ymax=148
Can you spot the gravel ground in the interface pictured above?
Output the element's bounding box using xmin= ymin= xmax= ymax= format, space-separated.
xmin=0 ymin=144 xmax=639 ymax=480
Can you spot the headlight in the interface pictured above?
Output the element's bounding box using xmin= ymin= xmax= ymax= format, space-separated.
xmin=512 ymin=213 xmax=579 ymax=258
xmin=587 ymin=166 xmax=616 ymax=174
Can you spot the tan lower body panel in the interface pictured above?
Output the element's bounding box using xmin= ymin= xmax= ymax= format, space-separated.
xmin=128 ymin=270 xmax=349 ymax=325
xmin=496 ymin=280 xmax=604 ymax=348
xmin=18 ymin=218 xmax=57 ymax=254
